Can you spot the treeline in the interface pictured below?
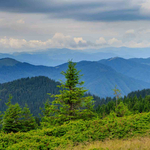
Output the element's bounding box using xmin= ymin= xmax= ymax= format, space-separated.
xmin=96 ymin=95 xmax=150 ymax=118
xmin=128 ymin=88 xmax=150 ymax=98
xmin=0 ymin=76 xmax=104 ymax=116
xmin=0 ymin=76 xmax=61 ymax=116
xmin=0 ymin=76 xmax=150 ymax=118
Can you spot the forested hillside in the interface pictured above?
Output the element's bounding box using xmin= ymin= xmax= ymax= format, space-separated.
xmin=96 ymin=91 xmax=150 ymax=117
xmin=0 ymin=76 xmax=103 ymax=116
xmin=0 ymin=76 xmax=60 ymax=116
xmin=127 ymin=88 xmax=150 ymax=98
xmin=1 ymin=75 xmax=150 ymax=119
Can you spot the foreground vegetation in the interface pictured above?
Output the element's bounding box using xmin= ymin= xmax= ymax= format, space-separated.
xmin=0 ymin=112 xmax=150 ymax=149
xmin=0 ymin=61 xmax=150 ymax=149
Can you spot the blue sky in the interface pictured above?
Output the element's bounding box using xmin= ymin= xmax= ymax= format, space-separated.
xmin=1 ymin=0 xmax=150 ymax=52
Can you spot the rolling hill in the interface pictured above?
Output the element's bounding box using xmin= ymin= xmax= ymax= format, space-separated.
xmin=0 ymin=48 xmax=116 ymax=66
xmin=127 ymin=88 xmax=150 ymax=98
xmin=0 ymin=76 xmax=60 ymax=116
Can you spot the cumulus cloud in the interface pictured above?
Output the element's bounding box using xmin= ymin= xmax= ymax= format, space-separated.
xmin=0 ymin=37 xmax=27 ymax=49
xmin=1 ymin=33 xmax=150 ymax=52
xmin=96 ymin=37 xmax=107 ymax=44
xmin=74 ymin=37 xmax=87 ymax=44
xmin=108 ymin=38 xmax=123 ymax=46
xmin=0 ymin=33 xmax=105 ymax=51
xmin=0 ymin=33 xmax=91 ymax=51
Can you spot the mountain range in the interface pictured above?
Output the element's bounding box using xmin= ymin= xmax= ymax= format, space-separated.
xmin=1 ymin=47 xmax=150 ymax=66
xmin=0 ymin=48 xmax=116 ymax=66
xmin=0 ymin=57 xmax=150 ymax=97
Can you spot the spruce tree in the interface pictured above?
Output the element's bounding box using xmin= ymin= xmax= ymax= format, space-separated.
xmin=42 ymin=61 xmax=95 ymax=125
xmin=21 ymin=104 xmax=37 ymax=132
xmin=2 ymin=96 xmax=23 ymax=133
xmin=2 ymin=96 xmax=37 ymax=133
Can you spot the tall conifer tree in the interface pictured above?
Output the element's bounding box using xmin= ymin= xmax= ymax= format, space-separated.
xmin=42 ymin=61 xmax=95 ymax=125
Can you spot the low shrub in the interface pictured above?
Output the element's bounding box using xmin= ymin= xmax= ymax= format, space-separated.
xmin=0 ymin=112 xmax=150 ymax=149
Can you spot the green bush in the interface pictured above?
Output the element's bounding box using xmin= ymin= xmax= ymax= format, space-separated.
xmin=0 ymin=112 xmax=150 ymax=149
xmin=115 ymin=102 xmax=131 ymax=117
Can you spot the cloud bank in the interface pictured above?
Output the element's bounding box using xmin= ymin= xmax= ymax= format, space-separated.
xmin=1 ymin=33 xmax=150 ymax=52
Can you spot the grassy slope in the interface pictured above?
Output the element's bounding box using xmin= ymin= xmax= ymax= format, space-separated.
xmin=0 ymin=112 xmax=150 ymax=149
xmin=67 ymin=137 xmax=150 ymax=150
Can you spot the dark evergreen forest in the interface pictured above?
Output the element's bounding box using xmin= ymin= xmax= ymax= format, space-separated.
xmin=0 ymin=75 xmax=150 ymax=117
xmin=0 ymin=76 xmax=104 ymax=116
xmin=0 ymin=76 xmax=61 ymax=116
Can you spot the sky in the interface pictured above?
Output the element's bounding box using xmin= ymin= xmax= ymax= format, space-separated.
xmin=1 ymin=0 xmax=150 ymax=53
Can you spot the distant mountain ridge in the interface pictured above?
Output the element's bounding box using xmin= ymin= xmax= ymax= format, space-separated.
xmin=1 ymin=47 xmax=150 ymax=66
xmin=0 ymin=48 xmax=117 ymax=66
xmin=130 ymin=58 xmax=150 ymax=66
xmin=99 ymin=57 xmax=150 ymax=83
xmin=0 ymin=58 xmax=19 ymax=67
xmin=0 ymin=58 xmax=150 ymax=97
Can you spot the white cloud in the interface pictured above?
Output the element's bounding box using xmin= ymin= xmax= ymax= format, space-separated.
xmin=28 ymin=40 xmax=47 ymax=48
xmin=96 ymin=37 xmax=106 ymax=44
xmin=0 ymin=33 xmax=89 ymax=51
xmin=2 ymin=33 xmax=150 ymax=52
xmin=0 ymin=37 xmax=27 ymax=49
xmin=124 ymin=40 xmax=150 ymax=48
xmin=17 ymin=19 xmax=25 ymax=24
xmin=50 ymin=33 xmax=73 ymax=47
xmin=74 ymin=37 xmax=87 ymax=44
xmin=108 ymin=38 xmax=123 ymax=46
